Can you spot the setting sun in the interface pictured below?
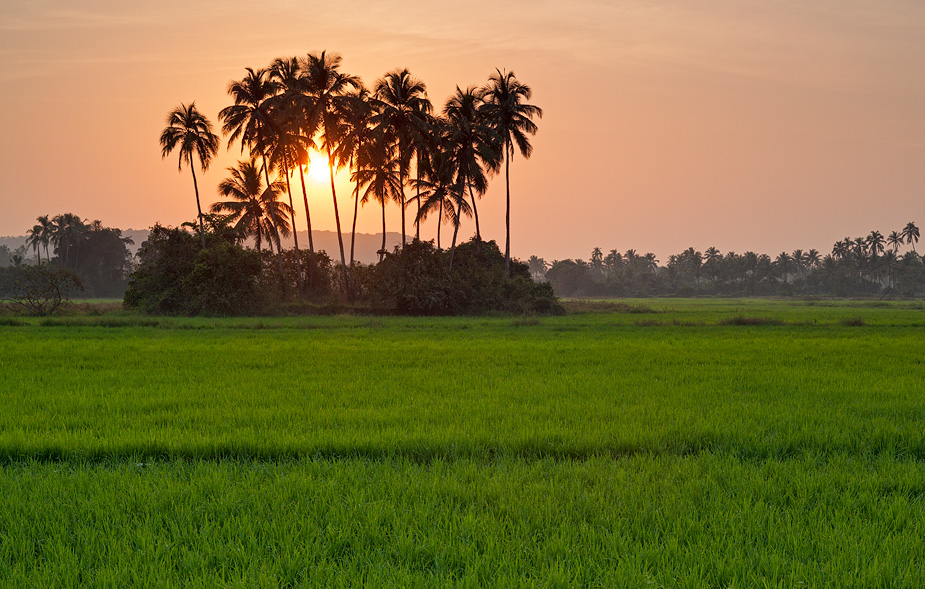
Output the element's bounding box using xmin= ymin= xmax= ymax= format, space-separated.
xmin=305 ymin=152 xmax=331 ymax=182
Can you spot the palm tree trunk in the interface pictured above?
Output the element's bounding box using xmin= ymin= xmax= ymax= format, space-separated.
xmin=437 ymin=198 xmax=443 ymax=250
xmin=350 ymin=176 xmax=360 ymax=266
xmin=399 ymin=179 xmax=406 ymax=249
xmin=298 ymin=164 xmax=314 ymax=254
xmin=380 ymin=198 xmax=387 ymax=263
xmin=415 ymin=178 xmax=421 ymax=241
xmin=190 ymin=164 xmax=206 ymax=249
xmin=327 ymin=146 xmax=352 ymax=298
xmin=504 ymin=142 xmax=511 ymax=275
xmin=468 ymin=181 xmax=481 ymax=241
xmin=448 ymin=198 xmax=464 ymax=270
xmin=271 ymin=224 xmax=286 ymax=294
xmin=284 ymin=165 xmax=304 ymax=297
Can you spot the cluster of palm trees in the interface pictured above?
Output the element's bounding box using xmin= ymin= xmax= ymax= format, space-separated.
xmin=541 ymin=222 xmax=923 ymax=298
xmin=159 ymin=52 xmax=541 ymax=297
xmin=21 ymin=213 xmax=136 ymax=296
xmin=25 ymin=213 xmax=89 ymax=269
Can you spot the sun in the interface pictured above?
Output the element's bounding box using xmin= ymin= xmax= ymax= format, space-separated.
xmin=306 ymin=152 xmax=331 ymax=181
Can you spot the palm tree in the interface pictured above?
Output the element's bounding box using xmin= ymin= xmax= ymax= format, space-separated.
xmin=527 ymin=255 xmax=548 ymax=281
xmin=303 ymin=51 xmax=360 ymax=291
xmin=264 ymin=102 xmax=310 ymax=295
xmin=219 ymin=67 xmax=280 ymax=190
xmin=353 ymin=129 xmax=403 ymax=262
xmin=887 ymin=231 xmax=904 ymax=253
xmin=443 ymin=87 xmax=500 ymax=241
xmin=159 ymin=102 xmax=220 ymax=248
xmin=35 ymin=215 xmax=53 ymax=261
xmin=482 ymin=68 xmax=543 ymax=274
xmin=51 ymin=213 xmax=88 ymax=269
xmin=867 ymin=230 xmax=885 ymax=258
xmin=413 ymin=130 xmax=470 ymax=257
xmin=210 ymin=159 xmax=292 ymax=281
xmin=334 ymin=85 xmax=374 ymax=265
xmin=25 ymin=223 xmax=43 ymax=264
xmin=902 ymin=221 xmax=919 ymax=253
xmin=268 ymin=56 xmax=317 ymax=255
xmin=372 ymin=68 xmax=433 ymax=247
xmin=806 ymin=249 xmax=821 ymax=268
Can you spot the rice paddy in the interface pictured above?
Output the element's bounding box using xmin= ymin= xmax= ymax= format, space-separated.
xmin=1 ymin=299 xmax=923 ymax=586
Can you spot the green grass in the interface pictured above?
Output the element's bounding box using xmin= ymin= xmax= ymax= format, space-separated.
xmin=1 ymin=299 xmax=924 ymax=586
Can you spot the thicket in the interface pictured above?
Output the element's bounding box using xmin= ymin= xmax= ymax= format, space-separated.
xmin=123 ymin=224 xmax=561 ymax=317
xmin=365 ymin=240 xmax=561 ymax=315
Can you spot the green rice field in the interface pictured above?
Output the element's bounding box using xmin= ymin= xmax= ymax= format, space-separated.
xmin=1 ymin=299 xmax=924 ymax=586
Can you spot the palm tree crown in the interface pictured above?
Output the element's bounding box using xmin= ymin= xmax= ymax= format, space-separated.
xmin=211 ymin=158 xmax=292 ymax=253
xmin=159 ymin=102 xmax=219 ymax=247
xmin=481 ymin=68 xmax=542 ymax=274
xmin=372 ymin=68 xmax=433 ymax=246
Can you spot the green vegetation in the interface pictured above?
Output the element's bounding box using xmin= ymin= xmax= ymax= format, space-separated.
xmin=1 ymin=300 xmax=924 ymax=585
xmin=539 ymin=223 xmax=923 ymax=298
xmin=123 ymin=225 xmax=560 ymax=316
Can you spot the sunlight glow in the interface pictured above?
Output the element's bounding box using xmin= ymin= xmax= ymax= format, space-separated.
xmin=306 ymin=152 xmax=331 ymax=182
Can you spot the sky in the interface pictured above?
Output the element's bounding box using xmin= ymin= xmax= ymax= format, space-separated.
xmin=1 ymin=0 xmax=923 ymax=262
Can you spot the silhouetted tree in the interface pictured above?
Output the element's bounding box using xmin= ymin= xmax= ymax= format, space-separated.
xmin=160 ymin=102 xmax=220 ymax=247
xmin=482 ymin=69 xmax=542 ymax=274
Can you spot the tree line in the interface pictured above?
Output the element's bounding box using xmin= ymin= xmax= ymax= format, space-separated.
xmin=160 ymin=51 xmax=542 ymax=302
xmin=537 ymin=223 xmax=923 ymax=298
xmin=0 ymin=213 xmax=134 ymax=299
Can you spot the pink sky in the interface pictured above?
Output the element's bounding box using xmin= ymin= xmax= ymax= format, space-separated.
xmin=1 ymin=0 xmax=923 ymax=261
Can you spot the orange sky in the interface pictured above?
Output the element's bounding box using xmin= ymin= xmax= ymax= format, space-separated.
xmin=1 ymin=1 xmax=923 ymax=261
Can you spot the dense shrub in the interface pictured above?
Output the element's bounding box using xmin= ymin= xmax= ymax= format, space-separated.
xmin=258 ymin=249 xmax=336 ymax=303
xmin=124 ymin=225 xmax=561 ymax=317
xmin=367 ymin=239 xmax=562 ymax=315
xmin=124 ymin=225 xmax=262 ymax=315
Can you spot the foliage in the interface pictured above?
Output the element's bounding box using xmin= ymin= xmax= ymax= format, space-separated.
xmin=124 ymin=224 xmax=262 ymax=315
xmin=258 ymin=248 xmax=336 ymax=303
xmin=367 ymin=239 xmax=562 ymax=315
xmin=543 ymin=222 xmax=924 ymax=298
xmin=5 ymin=264 xmax=82 ymax=316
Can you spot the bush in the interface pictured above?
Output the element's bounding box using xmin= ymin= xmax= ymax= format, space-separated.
xmin=124 ymin=224 xmax=262 ymax=316
xmin=5 ymin=264 xmax=83 ymax=316
xmin=365 ymin=239 xmax=563 ymax=316
xmin=258 ymin=248 xmax=336 ymax=303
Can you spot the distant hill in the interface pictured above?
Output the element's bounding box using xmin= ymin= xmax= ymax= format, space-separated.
xmin=278 ymin=231 xmax=405 ymax=265
xmin=1 ymin=229 xmax=406 ymax=266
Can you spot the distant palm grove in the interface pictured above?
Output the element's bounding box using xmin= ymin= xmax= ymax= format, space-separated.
xmin=537 ymin=222 xmax=922 ymax=298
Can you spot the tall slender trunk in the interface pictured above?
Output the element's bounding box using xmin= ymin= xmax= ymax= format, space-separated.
xmin=260 ymin=154 xmax=287 ymax=284
xmin=503 ymin=142 xmax=511 ymax=275
xmin=399 ymin=172 xmax=406 ymax=249
xmin=415 ymin=174 xmax=421 ymax=241
xmin=448 ymin=197 xmax=464 ymax=270
xmin=190 ymin=164 xmax=206 ymax=249
xmin=298 ymin=164 xmax=314 ymax=254
xmin=437 ymin=198 xmax=443 ymax=250
xmin=327 ymin=145 xmax=352 ymax=298
xmin=468 ymin=181 xmax=481 ymax=241
xmin=271 ymin=223 xmax=286 ymax=295
xmin=350 ymin=174 xmax=360 ymax=266
xmin=380 ymin=198 xmax=386 ymax=262
xmin=284 ymin=163 xmax=304 ymax=297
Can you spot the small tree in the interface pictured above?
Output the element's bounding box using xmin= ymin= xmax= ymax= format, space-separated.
xmin=7 ymin=265 xmax=82 ymax=316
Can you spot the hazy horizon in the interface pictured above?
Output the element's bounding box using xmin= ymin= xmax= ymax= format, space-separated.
xmin=2 ymin=0 xmax=922 ymax=261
